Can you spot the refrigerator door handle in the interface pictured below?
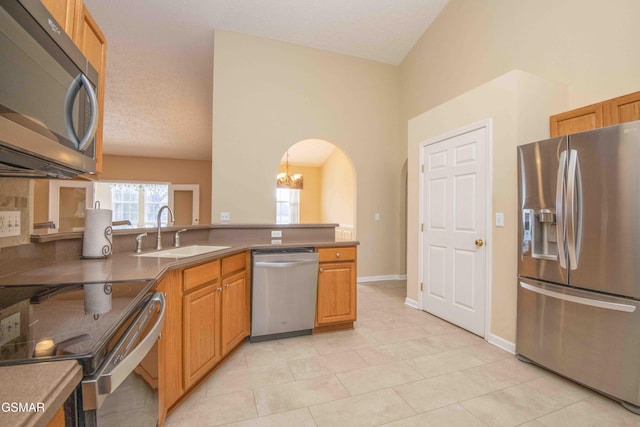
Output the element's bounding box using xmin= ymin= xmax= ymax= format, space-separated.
xmin=567 ymin=149 xmax=580 ymax=270
xmin=556 ymin=150 xmax=567 ymax=269
xmin=520 ymin=281 xmax=636 ymax=312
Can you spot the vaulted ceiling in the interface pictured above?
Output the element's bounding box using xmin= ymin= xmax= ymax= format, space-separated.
xmin=83 ymin=0 xmax=449 ymax=162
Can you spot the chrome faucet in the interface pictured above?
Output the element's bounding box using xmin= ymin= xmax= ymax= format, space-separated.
xmin=156 ymin=205 xmax=175 ymax=250
xmin=173 ymin=228 xmax=187 ymax=248
xmin=135 ymin=232 xmax=147 ymax=253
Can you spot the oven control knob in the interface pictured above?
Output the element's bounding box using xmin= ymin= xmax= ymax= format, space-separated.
xmin=114 ymin=354 xmax=123 ymax=365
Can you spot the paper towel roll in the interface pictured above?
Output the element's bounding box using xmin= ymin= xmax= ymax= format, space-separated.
xmin=83 ymin=208 xmax=113 ymax=258
xmin=84 ymin=283 xmax=112 ymax=316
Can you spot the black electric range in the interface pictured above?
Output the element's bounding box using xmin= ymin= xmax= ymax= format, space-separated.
xmin=0 ymin=279 xmax=155 ymax=376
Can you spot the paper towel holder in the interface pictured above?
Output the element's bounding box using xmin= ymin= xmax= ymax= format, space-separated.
xmin=82 ymin=201 xmax=113 ymax=258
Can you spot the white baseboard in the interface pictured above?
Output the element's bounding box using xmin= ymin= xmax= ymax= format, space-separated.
xmin=357 ymin=274 xmax=407 ymax=283
xmin=404 ymin=297 xmax=419 ymax=309
xmin=487 ymin=333 xmax=516 ymax=354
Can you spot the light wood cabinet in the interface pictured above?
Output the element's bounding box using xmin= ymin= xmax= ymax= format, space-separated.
xmin=604 ymin=91 xmax=640 ymax=126
xmin=315 ymin=246 xmax=357 ymax=331
xmin=40 ymin=0 xmax=107 ymax=173
xmin=221 ymin=270 xmax=248 ymax=355
xmin=182 ymin=259 xmax=222 ymax=389
xmin=551 ymin=90 xmax=640 ymax=137
xmin=155 ymin=252 xmax=249 ymax=421
xmin=155 ymin=270 xmax=183 ymax=426
xmin=183 ymin=282 xmax=221 ymax=389
xmin=40 ymin=0 xmax=76 ymax=35
xmin=550 ymin=103 xmax=603 ymax=137
xmin=46 ymin=404 xmax=65 ymax=427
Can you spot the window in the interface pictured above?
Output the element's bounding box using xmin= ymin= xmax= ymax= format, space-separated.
xmin=96 ymin=183 xmax=170 ymax=228
xmin=276 ymin=188 xmax=300 ymax=224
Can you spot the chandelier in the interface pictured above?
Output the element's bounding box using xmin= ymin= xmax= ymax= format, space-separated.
xmin=276 ymin=151 xmax=303 ymax=189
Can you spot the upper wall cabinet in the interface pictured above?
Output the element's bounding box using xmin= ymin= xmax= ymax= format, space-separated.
xmin=604 ymin=91 xmax=640 ymax=126
xmin=40 ymin=0 xmax=107 ymax=173
xmin=550 ymin=90 xmax=640 ymax=137
xmin=40 ymin=0 xmax=76 ymax=34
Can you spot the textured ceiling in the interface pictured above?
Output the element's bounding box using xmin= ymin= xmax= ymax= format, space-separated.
xmin=82 ymin=0 xmax=449 ymax=161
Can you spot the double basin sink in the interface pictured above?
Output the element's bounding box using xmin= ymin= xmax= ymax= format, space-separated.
xmin=135 ymin=245 xmax=231 ymax=258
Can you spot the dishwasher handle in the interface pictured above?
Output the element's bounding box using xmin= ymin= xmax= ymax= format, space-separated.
xmin=82 ymin=292 xmax=165 ymax=411
xmin=254 ymin=260 xmax=318 ymax=268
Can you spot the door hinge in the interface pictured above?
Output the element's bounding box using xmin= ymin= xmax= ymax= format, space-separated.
xmin=421 ymin=164 xmax=424 ymax=173
xmin=421 ymin=223 xmax=424 ymax=232
xmin=420 ymin=282 xmax=423 ymax=291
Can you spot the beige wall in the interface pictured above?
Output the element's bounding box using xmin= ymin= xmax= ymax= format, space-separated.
xmin=276 ymin=164 xmax=322 ymax=224
xmin=212 ymin=30 xmax=402 ymax=278
xmin=401 ymin=0 xmax=640 ymax=345
xmin=101 ymin=155 xmax=212 ymax=224
xmin=401 ymin=0 xmax=640 ymax=123
xmin=320 ymin=148 xmax=355 ymax=230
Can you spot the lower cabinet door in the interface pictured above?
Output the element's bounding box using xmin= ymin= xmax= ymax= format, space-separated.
xmin=221 ymin=271 xmax=248 ymax=355
xmin=183 ymin=283 xmax=221 ymax=389
xmin=316 ymin=261 xmax=356 ymax=325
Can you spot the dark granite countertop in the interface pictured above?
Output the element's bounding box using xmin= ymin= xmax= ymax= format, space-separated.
xmin=0 ymin=239 xmax=358 ymax=286
xmin=0 ymin=360 xmax=82 ymax=427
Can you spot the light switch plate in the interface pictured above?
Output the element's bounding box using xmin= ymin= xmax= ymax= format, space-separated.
xmin=271 ymin=239 xmax=282 ymax=245
xmin=271 ymin=230 xmax=282 ymax=238
xmin=495 ymin=212 xmax=505 ymax=227
xmin=0 ymin=211 xmax=20 ymax=237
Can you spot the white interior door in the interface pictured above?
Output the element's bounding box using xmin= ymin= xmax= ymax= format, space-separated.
xmin=421 ymin=125 xmax=488 ymax=336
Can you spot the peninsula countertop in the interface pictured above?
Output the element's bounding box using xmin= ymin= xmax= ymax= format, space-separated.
xmin=0 ymin=360 xmax=82 ymax=427
xmin=0 ymin=240 xmax=358 ymax=286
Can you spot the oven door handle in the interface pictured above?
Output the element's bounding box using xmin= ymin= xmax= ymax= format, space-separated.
xmin=82 ymin=292 xmax=165 ymax=411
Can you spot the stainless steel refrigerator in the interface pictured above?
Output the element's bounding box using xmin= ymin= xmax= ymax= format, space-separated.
xmin=516 ymin=120 xmax=640 ymax=414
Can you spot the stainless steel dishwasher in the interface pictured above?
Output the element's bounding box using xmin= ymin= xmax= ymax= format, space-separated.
xmin=251 ymin=248 xmax=319 ymax=342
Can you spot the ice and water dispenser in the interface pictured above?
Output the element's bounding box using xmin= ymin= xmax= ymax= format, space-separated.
xmin=522 ymin=208 xmax=558 ymax=260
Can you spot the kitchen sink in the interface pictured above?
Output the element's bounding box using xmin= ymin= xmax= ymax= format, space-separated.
xmin=135 ymin=245 xmax=231 ymax=258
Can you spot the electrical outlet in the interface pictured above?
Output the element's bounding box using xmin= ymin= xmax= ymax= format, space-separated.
xmin=0 ymin=211 xmax=20 ymax=237
xmin=271 ymin=239 xmax=282 ymax=245
xmin=271 ymin=230 xmax=282 ymax=238
xmin=220 ymin=212 xmax=230 ymax=222
xmin=0 ymin=312 xmax=20 ymax=346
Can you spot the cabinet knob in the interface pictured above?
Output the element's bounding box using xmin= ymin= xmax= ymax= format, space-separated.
xmin=336 ymin=252 xmax=340 ymax=257
xmin=224 ymin=283 xmax=231 ymax=288
xmin=319 ymin=267 xmax=324 ymax=273
xmin=216 ymin=287 xmax=222 ymax=292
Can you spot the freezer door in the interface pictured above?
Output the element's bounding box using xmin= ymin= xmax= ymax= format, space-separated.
xmin=516 ymin=278 xmax=640 ymax=407
xmin=568 ymin=121 xmax=640 ymax=298
xmin=517 ymin=136 xmax=568 ymax=285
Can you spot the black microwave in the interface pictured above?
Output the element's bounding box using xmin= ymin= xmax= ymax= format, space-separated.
xmin=0 ymin=0 xmax=99 ymax=178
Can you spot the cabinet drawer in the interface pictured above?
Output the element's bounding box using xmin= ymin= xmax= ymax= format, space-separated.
xmin=222 ymin=252 xmax=246 ymax=276
xmin=318 ymin=246 xmax=356 ymax=262
xmin=183 ymin=260 xmax=221 ymax=292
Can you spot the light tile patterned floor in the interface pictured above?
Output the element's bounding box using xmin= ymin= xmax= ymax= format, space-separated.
xmin=165 ymin=281 xmax=640 ymax=426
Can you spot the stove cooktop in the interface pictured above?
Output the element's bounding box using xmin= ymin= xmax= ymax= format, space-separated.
xmin=0 ymin=279 xmax=154 ymax=374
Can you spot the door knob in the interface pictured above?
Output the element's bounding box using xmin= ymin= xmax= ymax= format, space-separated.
xmin=475 ymin=239 xmax=484 ymax=247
